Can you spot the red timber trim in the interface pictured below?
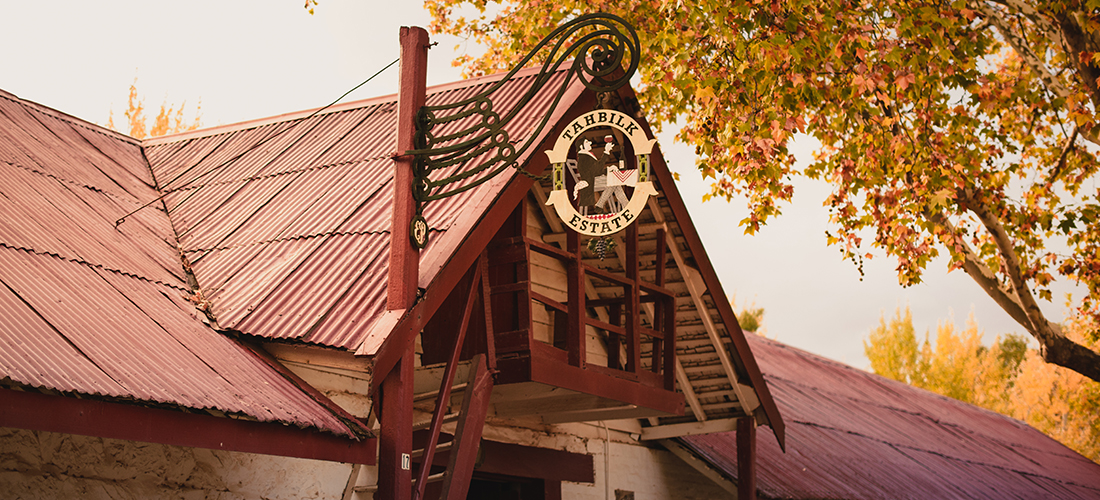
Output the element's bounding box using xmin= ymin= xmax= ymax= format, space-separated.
xmin=622 ymin=90 xmax=787 ymax=450
xmin=380 ymin=25 xmax=430 ymax=500
xmin=413 ymin=433 xmax=594 ymax=484
xmin=414 ymin=255 xmax=485 ymax=500
xmin=0 ymin=388 xmax=376 ymax=464
xmin=493 ymin=341 xmax=684 ymax=416
xmin=389 ymin=25 xmax=428 ymax=312
xmin=737 ymin=417 xmax=757 ymax=500
xmin=413 ymin=433 xmax=593 ymax=499
xmin=369 ymin=79 xmax=595 ymax=395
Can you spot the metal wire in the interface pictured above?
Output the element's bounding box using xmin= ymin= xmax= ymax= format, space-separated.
xmin=116 ymin=58 xmax=400 ymax=227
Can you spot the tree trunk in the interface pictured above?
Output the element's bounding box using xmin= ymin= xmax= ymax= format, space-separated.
xmin=1033 ymin=322 xmax=1100 ymax=383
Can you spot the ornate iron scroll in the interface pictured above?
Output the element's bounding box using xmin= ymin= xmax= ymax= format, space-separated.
xmin=407 ymin=13 xmax=640 ymax=247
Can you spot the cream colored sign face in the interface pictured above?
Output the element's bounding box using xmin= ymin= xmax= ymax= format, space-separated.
xmin=544 ymin=110 xmax=658 ymax=237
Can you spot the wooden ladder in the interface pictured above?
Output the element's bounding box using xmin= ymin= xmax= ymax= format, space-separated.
xmin=412 ymin=251 xmax=497 ymax=500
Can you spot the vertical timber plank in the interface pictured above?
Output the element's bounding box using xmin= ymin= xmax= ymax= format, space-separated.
xmin=567 ymin=230 xmax=585 ymax=367
xmin=737 ymin=417 xmax=757 ymax=500
xmin=626 ymin=223 xmax=640 ymax=373
xmin=381 ymin=24 xmax=428 ymax=500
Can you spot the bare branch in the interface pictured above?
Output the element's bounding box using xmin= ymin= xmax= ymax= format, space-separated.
xmin=963 ymin=191 xmax=1045 ymax=328
xmin=926 ymin=210 xmax=1032 ymax=329
xmin=972 ymin=1 xmax=1100 ymax=146
xmin=972 ymin=1 xmax=1070 ymax=99
xmin=1047 ymin=126 xmax=1079 ymax=184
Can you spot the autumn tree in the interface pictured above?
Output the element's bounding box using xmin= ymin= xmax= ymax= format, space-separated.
xmin=731 ymin=295 xmax=766 ymax=333
xmin=865 ymin=307 xmax=1024 ymax=412
xmin=107 ymin=79 xmax=202 ymax=139
xmin=1013 ymin=314 xmax=1100 ymax=462
xmin=426 ymin=1 xmax=1100 ymax=381
xmin=866 ymin=308 xmax=1099 ymax=462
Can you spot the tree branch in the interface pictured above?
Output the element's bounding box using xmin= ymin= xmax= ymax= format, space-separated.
xmin=963 ymin=192 xmax=1045 ymax=328
xmin=973 ymin=1 xmax=1071 ymax=98
xmin=962 ymin=192 xmax=1100 ymax=382
xmin=1046 ymin=126 xmax=1078 ymax=185
xmin=926 ymin=210 xmax=1033 ymax=329
xmin=972 ymin=1 xmax=1100 ymax=147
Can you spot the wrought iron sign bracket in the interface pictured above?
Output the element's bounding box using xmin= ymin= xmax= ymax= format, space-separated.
xmin=405 ymin=13 xmax=648 ymax=248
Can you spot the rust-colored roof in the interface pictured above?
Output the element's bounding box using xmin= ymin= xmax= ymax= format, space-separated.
xmin=0 ymin=90 xmax=366 ymax=439
xmin=143 ymin=67 xmax=577 ymax=350
xmin=680 ymin=334 xmax=1100 ymax=499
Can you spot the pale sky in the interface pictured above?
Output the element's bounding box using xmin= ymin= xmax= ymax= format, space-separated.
xmin=3 ymin=0 xmax=1081 ymax=367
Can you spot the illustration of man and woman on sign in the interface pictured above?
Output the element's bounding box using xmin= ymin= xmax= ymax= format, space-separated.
xmin=571 ymin=134 xmax=637 ymax=216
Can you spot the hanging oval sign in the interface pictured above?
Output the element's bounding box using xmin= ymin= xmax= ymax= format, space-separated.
xmin=544 ymin=109 xmax=658 ymax=236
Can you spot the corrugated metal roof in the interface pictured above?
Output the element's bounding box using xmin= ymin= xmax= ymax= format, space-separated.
xmin=680 ymin=334 xmax=1100 ymax=499
xmin=144 ymin=67 xmax=580 ymax=350
xmin=0 ymin=91 xmax=367 ymax=439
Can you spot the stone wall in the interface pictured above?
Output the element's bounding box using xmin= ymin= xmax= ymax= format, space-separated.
xmin=2 ymin=420 xmax=733 ymax=500
xmin=0 ymin=427 xmax=353 ymax=500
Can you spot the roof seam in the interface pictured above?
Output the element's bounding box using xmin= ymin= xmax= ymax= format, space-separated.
xmin=0 ymin=380 xmax=271 ymax=426
xmin=882 ymin=430 xmax=1100 ymax=492
xmin=178 ymin=227 xmax=449 ymax=255
xmin=765 ymin=369 xmax=1032 ymax=429
xmin=789 ymin=417 xmax=1076 ymax=481
xmin=162 ymin=155 xmax=391 ymax=195
xmin=0 ymin=242 xmax=188 ymax=292
xmin=21 ymin=106 xmax=141 ymax=198
xmin=1 ymin=160 xmax=151 ymax=209
xmin=86 ymin=265 xmax=281 ymax=423
xmin=0 ymin=275 xmax=127 ymax=394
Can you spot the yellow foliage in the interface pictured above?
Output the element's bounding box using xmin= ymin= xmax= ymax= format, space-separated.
xmin=1011 ymin=316 xmax=1100 ymax=463
xmin=106 ymin=78 xmax=202 ymax=139
xmin=865 ymin=307 xmax=1099 ymax=463
xmin=864 ymin=308 xmax=920 ymax=384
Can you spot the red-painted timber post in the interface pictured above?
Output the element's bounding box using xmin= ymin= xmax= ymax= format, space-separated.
xmin=737 ymin=417 xmax=757 ymax=500
xmin=379 ymin=25 xmax=429 ymax=500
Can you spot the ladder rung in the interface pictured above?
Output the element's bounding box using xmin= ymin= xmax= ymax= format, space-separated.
xmin=410 ymin=440 xmax=454 ymax=458
xmin=413 ymin=382 xmax=468 ymax=402
xmin=411 ymin=412 xmax=459 ymax=431
xmin=412 ymin=472 xmax=447 ymax=484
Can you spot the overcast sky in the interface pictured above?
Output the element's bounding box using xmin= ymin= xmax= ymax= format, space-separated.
xmin=3 ymin=1 xmax=1082 ymax=367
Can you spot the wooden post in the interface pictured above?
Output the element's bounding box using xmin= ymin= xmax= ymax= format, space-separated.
xmin=379 ymin=25 xmax=429 ymax=500
xmin=378 ymin=349 xmax=414 ymax=500
xmin=388 ymin=25 xmax=428 ymax=312
xmin=625 ymin=223 xmax=640 ymax=373
xmin=566 ymin=230 xmax=586 ymax=367
xmin=737 ymin=417 xmax=757 ymax=500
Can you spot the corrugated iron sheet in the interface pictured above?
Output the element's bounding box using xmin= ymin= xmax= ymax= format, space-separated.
xmin=144 ymin=65 xmax=583 ymax=350
xmin=0 ymin=92 xmax=366 ymax=438
xmin=680 ymin=335 xmax=1100 ymax=499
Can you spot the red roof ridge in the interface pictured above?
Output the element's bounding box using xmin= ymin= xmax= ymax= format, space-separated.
xmin=142 ymin=64 xmax=554 ymax=147
xmin=0 ymin=90 xmax=142 ymax=146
